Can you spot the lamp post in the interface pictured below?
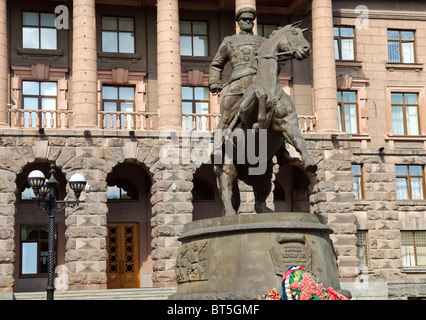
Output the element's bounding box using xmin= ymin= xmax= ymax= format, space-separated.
xmin=28 ymin=164 xmax=86 ymax=300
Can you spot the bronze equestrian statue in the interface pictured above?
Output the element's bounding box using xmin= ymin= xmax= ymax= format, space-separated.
xmin=209 ymin=9 xmax=316 ymax=216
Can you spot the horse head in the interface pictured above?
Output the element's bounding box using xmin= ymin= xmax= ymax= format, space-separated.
xmin=270 ymin=21 xmax=311 ymax=61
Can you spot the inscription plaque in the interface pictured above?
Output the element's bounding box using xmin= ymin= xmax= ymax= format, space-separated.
xmin=269 ymin=235 xmax=312 ymax=276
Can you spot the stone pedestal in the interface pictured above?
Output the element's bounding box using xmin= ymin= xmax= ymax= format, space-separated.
xmin=171 ymin=212 xmax=342 ymax=299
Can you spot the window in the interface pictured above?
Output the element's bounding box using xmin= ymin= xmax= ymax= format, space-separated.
xmin=22 ymin=12 xmax=57 ymax=50
xmin=102 ymin=17 xmax=135 ymax=53
xmin=180 ymin=21 xmax=208 ymax=56
xmin=107 ymin=178 xmax=138 ymax=200
xmin=337 ymin=91 xmax=358 ymax=134
xmin=356 ymin=231 xmax=369 ymax=267
xmin=102 ymin=86 xmax=135 ymax=129
xmin=401 ymin=231 xmax=426 ymax=267
xmin=388 ymin=30 xmax=415 ymax=63
xmin=258 ymin=24 xmax=278 ymax=37
xmin=334 ymin=26 xmax=355 ymax=61
xmin=192 ymin=178 xmax=214 ymax=201
xmin=182 ymin=86 xmax=210 ymax=130
xmin=396 ymin=165 xmax=424 ymax=200
xmin=22 ymin=81 xmax=57 ymax=128
xmin=21 ymin=225 xmax=57 ymax=276
xmin=352 ymin=164 xmax=363 ymax=200
xmin=391 ymin=93 xmax=419 ymax=136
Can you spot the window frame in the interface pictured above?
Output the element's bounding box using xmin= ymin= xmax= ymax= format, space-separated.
xmin=22 ymin=80 xmax=58 ymax=129
xmin=102 ymin=85 xmax=136 ymax=130
xmin=107 ymin=177 xmax=139 ymax=201
xmin=395 ymin=165 xmax=426 ymax=200
xmin=22 ymin=11 xmax=58 ymax=50
xmin=391 ymin=92 xmax=420 ymax=136
xmin=182 ymin=86 xmax=211 ymax=130
xmin=351 ymin=164 xmax=363 ymax=200
xmin=179 ymin=20 xmax=209 ymax=57
xmin=257 ymin=23 xmax=279 ymax=37
xmin=356 ymin=230 xmax=370 ymax=268
xmin=333 ymin=26 xmax=356 ymax=61
xmin=387 ymin=29 xmax=416 ymax=64
xmin=101 ymin=16 xmax=136 ymax=54
xmin=20 ymin=225 xmax=58 ymax=278
xmin=337 ymin=90 xmax=359 ymax=134
xmin=401 ymin=231 xmax=426 ymax=268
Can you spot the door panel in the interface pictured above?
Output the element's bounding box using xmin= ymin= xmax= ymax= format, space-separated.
xmin=107 ymin=223 xmax=139 ymax=289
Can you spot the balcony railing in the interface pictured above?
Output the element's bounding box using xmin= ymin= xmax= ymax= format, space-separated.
xmin=8 ymin=109 xmax=316 ymax=133
xmin=98 ymin=111 xmax=158 ymax=130
xmin=9 ymin=109 xmax=73 ymax=129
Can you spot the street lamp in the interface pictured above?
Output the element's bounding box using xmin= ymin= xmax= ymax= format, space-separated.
xmin=28 ymin=164 xmax=86 ymax=300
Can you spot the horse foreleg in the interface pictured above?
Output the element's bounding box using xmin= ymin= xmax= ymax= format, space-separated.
xmin=252 ymin=161 xmax=274 ymax=213
xmin=214 ymin=163 xmax=239 ymax=216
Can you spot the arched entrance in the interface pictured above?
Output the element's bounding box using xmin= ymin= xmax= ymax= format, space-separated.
xmin=106 ymin=162 xmax=152 ymax=289
xmin=192 ymin=164 xmax=221 ymax=221
xmin=13 ymin=161 xmax=67 ymax=292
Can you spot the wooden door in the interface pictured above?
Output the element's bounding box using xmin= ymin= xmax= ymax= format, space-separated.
xmin=107 ymin=223 xmax=140 ymax=289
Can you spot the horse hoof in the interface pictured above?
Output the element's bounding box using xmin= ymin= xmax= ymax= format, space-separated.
xmin=305 ymin=163 xmax=317 ymax=173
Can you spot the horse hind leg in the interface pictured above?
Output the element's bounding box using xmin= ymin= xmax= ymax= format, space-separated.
xmin=251 ymin=162 xmax=274 ymax=213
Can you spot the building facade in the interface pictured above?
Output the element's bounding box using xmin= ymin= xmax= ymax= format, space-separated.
xmin=0 ymin=0 xmax=425 ymax=299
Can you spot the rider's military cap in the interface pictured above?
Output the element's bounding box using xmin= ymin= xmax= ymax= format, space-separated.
xmin=235 ymin=7 xmax=256 ymax=21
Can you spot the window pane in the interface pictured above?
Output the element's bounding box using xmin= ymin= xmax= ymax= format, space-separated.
xmin=107 ymin=185 xmax=121 ymax=199
xmin=417 ymin=247 xmax=426 ymax=265
xmin=402 ymin=42 xmax=414 ymax=63
xmin=104 ymin=101 xmax=117 ymax=112
xmin=341 ymin=39 xmax=354 ymax=60
xmin=182 ymin=87 xmax=193 ymax=100
xmin=193 ymin=22 xmax=207 ymax=35
xmin=334 ymin=39 xmax=340 ymax=60
xmin=180 ymin=35 xmax=192 ymax=56
xmin=351 ymin=164 xmax=362 ymax=175
xmin=409 ymin=165 xmax=423 ymax=176
xmin=340 ymin=27 xmax=354 ymax=37
xmin=352 ymin=176 xmax=362 ymax=199
xmin=406 ymin=106 xmax=419 ymax=135
xmin=21 ymin=187 xmax=35 ymax=200
xmin=23 ymin=97 xmax=39 ymax=109
xmin=396 ymin=177 xmax=409 ymax=199
xmin=102 ymin=86 xmax=118 ymax=99
xmin=388 ymin=41 xmax=400 ymax=62
xmin=391 ymin=106 xmax=404 ymax=135
xmin=182 ymin=101 xmax=193 ymax=114
xmin=333 ymin=27 xmax=339 ymax=37
xmin=415 ymin=232 xmax=426 ymax=245
xmin=119 ymin=87 xmax=134 ymax=100
xmin=263 ymin=25 xmax=276 ymax=37
xmin=180 ymin=21 xmax=192 ymax=35
xmin=120 ymin=102 xmax=134 ymax=113
xmin=401 ymin=31 xmax=414 ymax=41
xmin=387 ymin=30 xmax=400 ymax=40
xmin=119 ymin=32 xmax=135 ymax=53
xmin=102 ymin=32 xmax=118 ymax=52
xmin=42 ymin=98 xmax=57 ymax=128
xmin=23 ymin=81 xmax=39 ymax=95
xmin=22 ymin=242 xmax=38 ymax=274
xmin=193 ymin=36 xmax=208 ymax=56
xmin=119 ymin=18 xmax=134 ymax=31
xmin=405 ymin=93 xmax=418 ymax=105
xmin=104 ymin=102 xmax=117 ymax=129
xmin=23 ymin=12 xmax=39 ymax=26
xmin=410 ymin=177 xmax=424 ymax=200
xmin=196 ymin=102 xmax=209 ymax=114
xmin=396 ymin=165 xmax=408 ymax=176
xmin=343 ymin=91 xmax=357 ymax=102
xmin=40 ymin=13 xmax=56 ymax=27
xmin=40 ymin=28 xmax=57 ymax=50
xmin=23 ymin=27 xmax=40 ymax=49
xmin=41 ymin=82 xmax=57 ymax=96
xmin=344 ymin=104 xmax=358 ymax=134
xmin=21 ymin=226 xmax=39 ymax=240
xmin=391 ymin=93 xmax=404 ymax=104
xmin=102 ymin=17 xmax=117 ymax=30
xmin=40 ymin=242 xmax=48 ymax=274
xmin=401 ymin=245 xmax=415 ymax=267
xmin=194 ymin=87 xmax=209 ymax=100
xmin=338 ymin=103 xmax=343 ymax=131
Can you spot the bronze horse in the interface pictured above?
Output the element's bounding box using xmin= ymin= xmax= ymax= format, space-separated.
xmin=214 ymin=22 xmax=317 ymax=216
